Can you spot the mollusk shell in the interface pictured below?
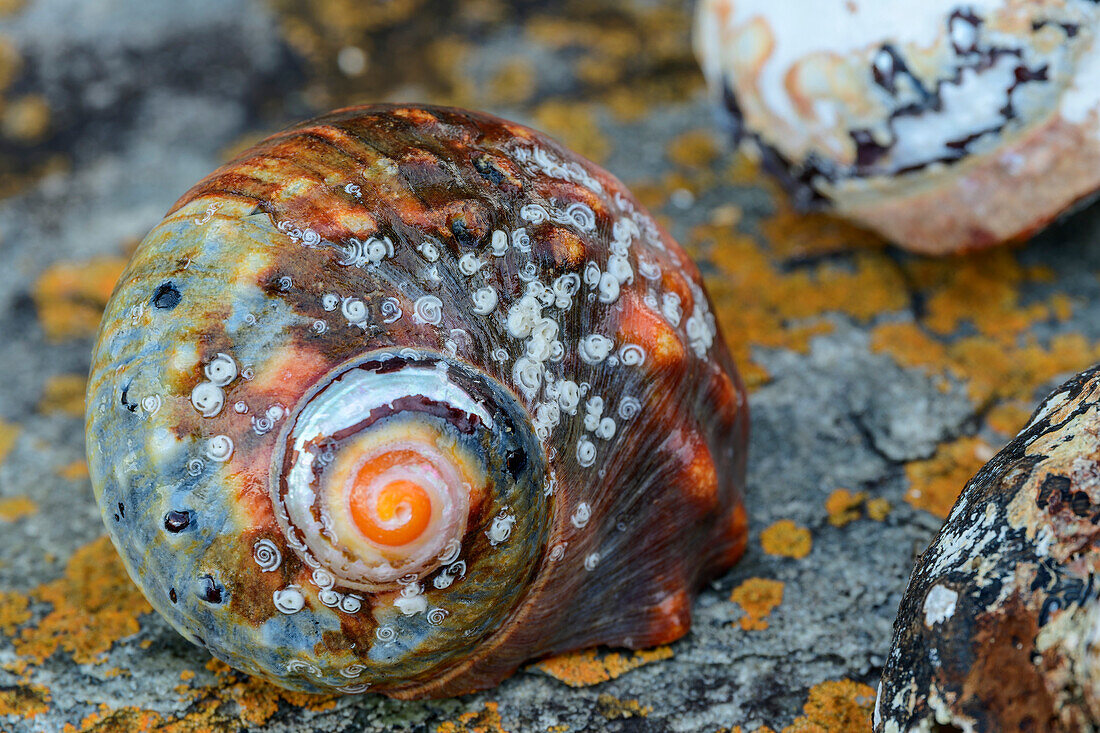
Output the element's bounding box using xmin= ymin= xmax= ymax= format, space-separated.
xmin=877 ymin=366 xmax=1100 ymax=731
xmin=85 ymin=104 xmax=749 ymax=698
xmin=695 ymin=0 xmax=1100 ymax=254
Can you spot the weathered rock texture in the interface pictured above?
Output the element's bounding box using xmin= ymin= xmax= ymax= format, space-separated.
xmin=4 ymin=0 xmax=1100 ymax=731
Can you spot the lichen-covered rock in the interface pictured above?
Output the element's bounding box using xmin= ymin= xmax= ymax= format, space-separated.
xmin=877 ymin=365 xmax=1100 ymax=731
xmin=695 ymin=0 xmax=1100 ymax=254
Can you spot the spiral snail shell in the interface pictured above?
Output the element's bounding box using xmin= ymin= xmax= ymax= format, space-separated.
xmin=695 ymin=0 xmax=1100 ymax=254
xmin=85 ymin=104 xmax=749 ymax=697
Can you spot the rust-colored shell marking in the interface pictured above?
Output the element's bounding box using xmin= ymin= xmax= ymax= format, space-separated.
xmin=85 ymin=105 xmax=749 ymax=698
xmin=878 ymin=366 xmax=1100 ymax=731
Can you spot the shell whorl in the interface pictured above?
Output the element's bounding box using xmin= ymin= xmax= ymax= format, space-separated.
xmin=85 ymin=104 xmax=749 ymax=697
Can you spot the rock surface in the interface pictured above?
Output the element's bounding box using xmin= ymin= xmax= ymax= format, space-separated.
xmin=2 ymin=0 xmax=1100 ymax=730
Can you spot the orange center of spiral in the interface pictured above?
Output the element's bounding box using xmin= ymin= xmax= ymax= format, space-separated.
xmin=349 ymin=457 xmax=433 ymax=547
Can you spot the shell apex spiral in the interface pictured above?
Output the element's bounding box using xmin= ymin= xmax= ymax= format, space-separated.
xmin=85 ymin=104 xmax=749 ymax=698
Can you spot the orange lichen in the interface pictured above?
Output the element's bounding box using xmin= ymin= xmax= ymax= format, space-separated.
xmin=436 ymin=701 xmax=509 ymax=733
xmin=760 ymin=520 xmax=812 ymax=559
xmin=781 ymin=679 xmax=876 ymax=732
xmin=488 ymin=58 xmax=536 ymax=106
xmin=872 ymin=322 xmax=1100 ymax=421
xmin=1 ymin=93 xmax=49 ymax=142
xmin=698 ymin=224 xmax=907 ymax=389
xmin=67 ymin=658 xmax=344 ymax=731
xmin=0 ymin=418 xmax=20 ymax=464
xmin=13 ymin=535 xmax=151 ymax=665
xmin=604 ymin=86 xmax=650 ymax=122
xmin=986 ymin=401 xmax=1033 ymax=437
xmin=667 ymin=129 xmax=720 ymax=169
xmin=0 ymin=0 xmax=25 ymax=18
xmin=58 ymin=459 xmax=90 ymax=480
xmin=0 ymin=34 xmax=21 ymax=92
xmin=869 ymin=323 xmax=949 ymax=375
xmin=760 ymin=197 xmax=885 ymax=260
xmin=38 ymin=374 xmax=87 ymax=417
xmin=0 ymin=495 xmax=37 ymax=521
xmin=533 ymin=646 xmax=673 ymax=687
xmin=866 ymin=498 xmax=891 ymax=521
xmin=905 ymin=437 xmax=994 ymax=518
xmin=0 ymin=590 xmax=30 ymax=635
xmin=825 ymin=489 xmax=865 ymax=528
xmin=823 ymin=489 xmax=889 ymax=526
xmin=32 ymin=256 xmax=126 ymax=340
xmin=62 ymin=705 xmax=165 ymax=733
xmin=596 ymin=693 xmax=652 ymax=719
xmin=0 ymin=682 xmax=50 ymax=719
xmin=906 ymin=251 xmax=1057 ymax=341
xmin=730 ymin=578 xmax=784 ymax=631
xmin=531 ymin=99 xmax=609 ymax=163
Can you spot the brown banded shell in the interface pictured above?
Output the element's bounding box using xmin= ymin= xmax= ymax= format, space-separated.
xmin=84 ymin=104 xmax=750 ymax=698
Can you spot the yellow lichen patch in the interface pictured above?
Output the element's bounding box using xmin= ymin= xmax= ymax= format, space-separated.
xmin=217 ymin=676 xmax=334 ymax=727
xmin=760 ymin=520 xmax=812 ymax=559
xmin=781 ymin=679 xmax=876 ymax=733
xmin=0 ymin=418 xmax=19 ymax=464
xmin=761 ymin=197 xmax=886 ymax=260
xmin=947 ymin=333 xmax=1100 ymax=407
xmin=872 ymin=323 xmax=1100 ymax=423
xmin=487 ymin=58 xmax=536 ymax=106
xmin=904 ymin=251 xmax=1057 ymax=341
xmin=0 ymin=0 xmax=26 ymax=16
xmin=866 ymin=498 xmax=891 ymax=521
xmin=905 ymin=437 xmax=993 ymax=519
xmin=0 ymin=682 xmax=49 ymax=719
xmin=38 ymin=374 xmax=87 ymax=417
xmin=823 ymin=489 xmax=889 ymax=526
xmin=604 ymin=86 xmax=650 ymax=122
xmin=427 ymin=37 xmax=477 ymax=107
xmin=698 ymin=224 xmax=907 ymax=389
xmin=730 ymin=578 xmax=784 ymax=631
xmin=531 ymin=99 xmax=609 ymax=164
xmin=161 ymin=658 xmax=339 ymax=729
xmin=667 ymin=129 xmax=721 ymax=169
xmin=436 ymin=701 xmax=509 ymax=733
xmin=869 ymin=323 xmax=948 ymax=375
xmin=1 ymin=94 xmax=49 ymax=142
xmin=14 ymin=535 xmax=151 ymax=665
xmin=62 ymin=705 xmax=165 ymax=733
xmin=0 ymin=495 xmax=37 ymax=521
xmin=596 ymin=693 xmax=652 ymax=720
xmin=0 ymin=35 xmax=22 ymax=92
xmin=533 ymin=646 xmax=673 ymax=687
xmin=825 ymin=489 xmax=866 ymax=527
xmin=32 ymin=256 xmax=127 ymax=340
xmin=0 ymin=590 xmax=30 ymax=635
xmin=986 ymin=401 xmax=1033 ymax=437
xmin=58 ymin=459 xmax=89 ymax=480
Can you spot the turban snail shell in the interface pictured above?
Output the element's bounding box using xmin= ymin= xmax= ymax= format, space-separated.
xmin=694 ymin=0 xmax=1100 ymax=254
xmin=85 ymin=104 xmax=749 ymax=698
xmin=877 ymin=366 xmax=1100 ymax=731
